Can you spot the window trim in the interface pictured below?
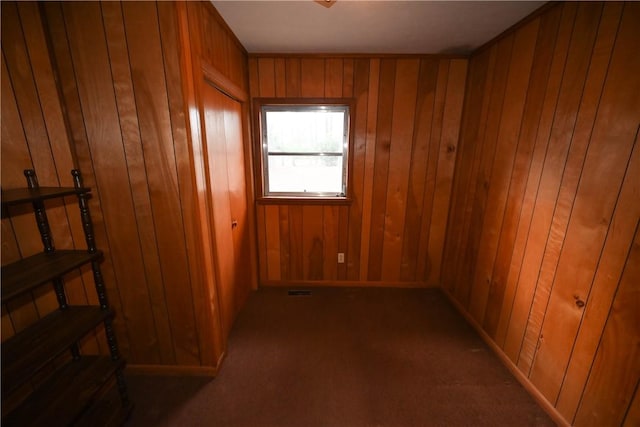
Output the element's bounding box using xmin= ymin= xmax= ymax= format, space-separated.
xmin=253 ymin=98 xmax=356 ymax=202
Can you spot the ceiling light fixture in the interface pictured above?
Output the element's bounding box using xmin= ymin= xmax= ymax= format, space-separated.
xmin=314 ymin=0 xmax=337 ymax=9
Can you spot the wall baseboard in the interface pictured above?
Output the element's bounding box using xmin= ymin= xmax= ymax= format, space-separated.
xmin=260 ymin=280 xmax=437 ymax=288
xmin=126 ymin=364 xmax=218 ymax=377
xmin=440 ymin=287 xmax=570 ymax=427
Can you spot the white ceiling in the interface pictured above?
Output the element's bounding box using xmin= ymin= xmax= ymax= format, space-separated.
xmin=212 ymin=1 xmax=546 ymax=55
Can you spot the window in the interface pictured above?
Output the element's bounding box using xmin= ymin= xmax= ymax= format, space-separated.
xmin=256 ymin=99 xmax=353 ymax=199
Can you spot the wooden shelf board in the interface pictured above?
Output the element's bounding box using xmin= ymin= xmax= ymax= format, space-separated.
xmin=1 ymin=250 xmax=103 ymax=303
xmin=2 ymin=356 xmax=124 ymax=427
xmin=1 ymin=306 xmax=112 ymax=395
xmin=1 ymin=187 xmax=90 ymax=207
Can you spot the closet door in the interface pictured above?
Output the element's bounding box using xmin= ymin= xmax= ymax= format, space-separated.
xmin=201 ymin=80 xmax=251 ymax=340
xmin=221 ymin=92 xmax=252 ymax=322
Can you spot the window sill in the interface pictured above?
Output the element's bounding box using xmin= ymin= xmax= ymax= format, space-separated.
xmin=257 ymin=196 xmax=352 ymax=206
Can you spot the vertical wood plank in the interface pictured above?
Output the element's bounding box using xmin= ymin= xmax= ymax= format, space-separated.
xmin=467 ymin=20 xmax=539 ymax=321
xmin=426 ymin=59 xmax=467 ymax=286
xmin=465 ymin=24 xmax=533 ymax=317
xmin=359 ymin=58 xmax=380 ymax=281
xmin=2 ymin=3 xmax=65 ymax=339
xmin=323 ymin=205 xmax=339 ymax=281
xmin=325 ymin=58 xmax=343 ymax=97
xmin=485 ymin=8 xmax=562 ymax=340
xmin=528 ymin=0 xmax=627 ymax=402
xmin=367 ymin=59 xmax=395 ymax=280
xmin=16 ymin=2 xmax=78 ymax=180
xmin=444 ymin=3 xmax=639 ymax=425
xmin=419 ymin=59 xmax=449 ymax=285
xmin=122 ymin=1 xmax=199 ymax=365
xmin=300 ymin=58 xmax=324 ymax=97
xmin=381 ymin=59 xmax=420 ymax=281
xmin=557 ymin=130 xmax=640 ymax=422
xmin=257 ymin=57 xmax=275 ymax=97
xmin=17 ymin=3 xmax=98 ymax=340
xmin=43 ymin=1 xmax=131 ymax=359
xmin=400 ymin=58 xmax=438 ymax=281
xmin=3 ymin=2 xmax=73 ymax=269
xmin=101 ymin=1 xmax=176 ymax=365
xmin=342 ymin=58 xmax=354 ymax=98
xmin=202 ymin=82 xmax=235 ymax=340
xmin=289 ymin=205 xmax=303 ymax=280
xmin=222 ymin=93 xmax=252 ymax=325
xmin=449 ymin=47 xmax=498 ymax=303
xmin=63 ymin=1 xmax=159 ymax=363
xmin=255 ymin=205 xmax=268 ymax=283
xmin=274 ymin=58 xmax=286 ymax=97
xmin=500 ymin=3 xmax=577 ymax=358
xmin=337 ymin=205 xmax=349 ymax=280
xmin=248 ymin=57 xmax=260 ymax=98
xmin=265 ymin=205 xmax=281 ymax=281
xmin=573 ymin=224 xmax=640 ymax=426
xmin=1 ymin=54 xmax=39 ymax=274
xmin=624 ymin=388 xmax=640 ymax=427
xmin=250 ymin=53 xmax=467 ymax=287
xmin=457 ymin=34 xmax=513 ymax=309
xmin=285 ymin=58 xmax=301 ymax=97
xmin=279 ymin=206 xmax=291 ymax=280
xmin=2 ymin=3 xmax=58 ymax=188
xmin=441 ymin=49 xmax=492 ymax=294
xmin=158 ymin=0 xmax=216 ymax=366
xmin=302 ymin=206 xmax=324 ymax=280
xmin=516 ymin=2 xmax=604 ymax=375
xmin=1 ymin=51 xmax=41 ymax=333
xmin=346 ymin=58 xmax=369 ymax=280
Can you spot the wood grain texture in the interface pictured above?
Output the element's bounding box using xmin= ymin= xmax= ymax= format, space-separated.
xmin=516 ymin=2 xmax=604 ymax=376
xmin=381 ymin=59 xmax=419 ymax=281
xmin=6 ymin=6 xmax=637 ymax=423
xmin=60 ymin=0 xmax=161 ymax=363
xmin=122 ymin=1 xmax=200 ymax=365
xmin=501 ymin=3 xmax=577 ymax=360
xmin=179 ymin=0 xmax=227 ymax=366
xmin=573 ymin=223 xmax=639 ymax=426
xmin=528 ymin=0 xmax=627 ymax=403
xmin=484 ymin=5 xmax=562 ymax=341
xmin=442 ymin=2 xmax=640 ymax=425
xmin=1 ymin=1 xmax=103 ymax=355
xmin=100 ymin=1 xmax=175 ymax=366
xmin=3 ymin=0 xmax=252 ymax=370
xmin=624 ymin=387 xmax=640 ymax=427
xmin=559 ymin=129 xmax=639 ymax=424
xmin=467 ymin=20 xmax=538 ymax=323
xmin=441 ymin=48 xmax=492 ymax=298
xmin=400 ymin=58 xmax=436 ymax=282
xmin=251 ymin=55 xmax=467 ymax=286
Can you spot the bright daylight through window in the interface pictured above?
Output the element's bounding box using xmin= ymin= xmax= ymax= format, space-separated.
xmin=260 ymin=103 xmax=350 ymax=197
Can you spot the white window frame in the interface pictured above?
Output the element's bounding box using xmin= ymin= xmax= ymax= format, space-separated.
xmin=255 ymin=99 xmax=354 ymax=200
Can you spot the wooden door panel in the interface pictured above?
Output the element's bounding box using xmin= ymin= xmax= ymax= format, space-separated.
xmin=222 ymin=95 xmax=251 ymax=317
xmin=201 ymin=81 xmax=250 ymax=340
xmin=202 ymin=82 xmax=235 ymax=339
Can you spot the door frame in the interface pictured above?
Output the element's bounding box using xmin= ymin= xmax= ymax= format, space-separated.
xmin=176 ymin=1 xmax=258 ymax=371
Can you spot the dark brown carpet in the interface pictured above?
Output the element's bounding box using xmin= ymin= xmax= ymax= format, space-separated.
xmin=125 ymin=287 xmax=555 ymax=426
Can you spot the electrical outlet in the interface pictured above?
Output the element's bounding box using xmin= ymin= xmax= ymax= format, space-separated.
xmin=338 ymin=253 xmax=345 ymax=263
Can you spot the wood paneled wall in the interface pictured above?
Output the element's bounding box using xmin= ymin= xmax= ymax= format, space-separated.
xmin=250 ymin=56 xmax=467 ymax=286
xmin=1 ymin=1 xmax=250 ymax=370
xmin=1 ymin=1 xmax=105 ymax=356
xmin=178 ymin=0 xmax=256 ymax=355
xmin=442 ymin=2 xmax=640 ymax=425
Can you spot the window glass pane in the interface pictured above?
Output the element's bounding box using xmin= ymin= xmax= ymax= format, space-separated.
xmin=265 ymin=110 xmax=345 ymax=153
xmin=267 ymin=155 xmax=343 ymax=194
